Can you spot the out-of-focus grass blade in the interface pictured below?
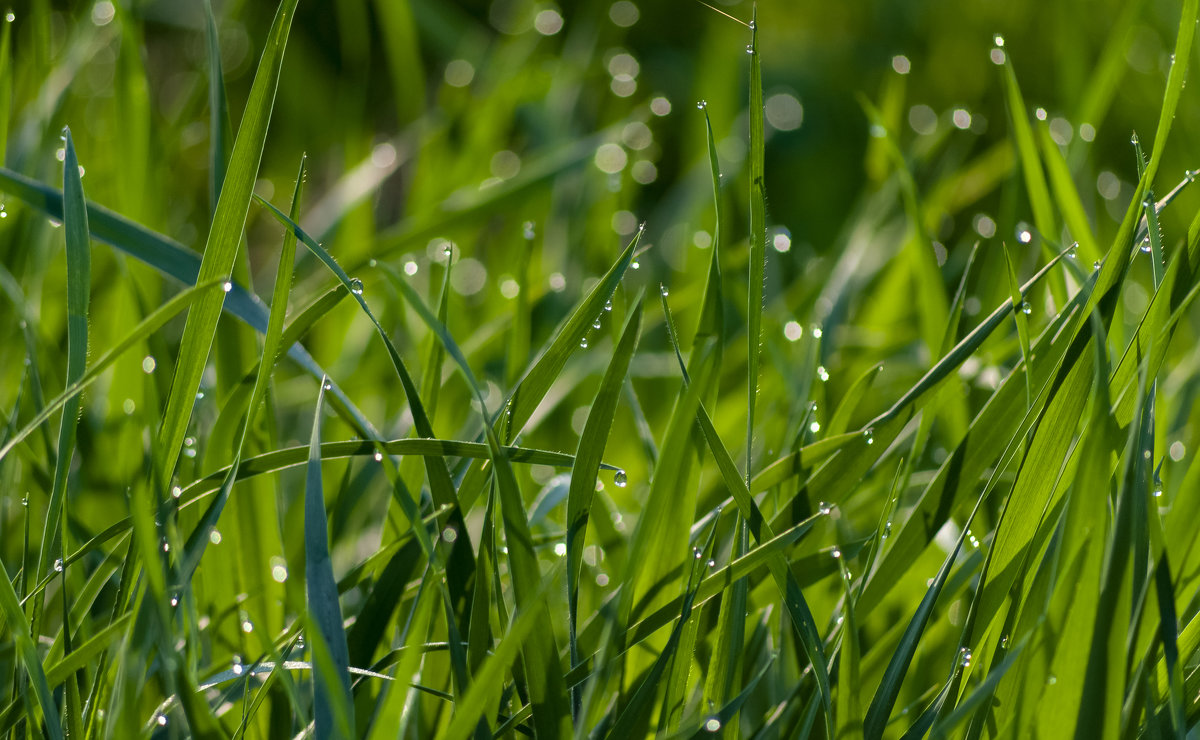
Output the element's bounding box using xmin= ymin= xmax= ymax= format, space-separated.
xmin=0 ymin=289 xmax=225 ymax=468
xmin=827 ymin=362 xmax=883 ymax=437
xmin=999 ymin=55 xmax=1056 ymax=253
xmin=366 ymin=577 xmax=438 ymax=740
xmin=1153 ymin=552 xmax=1186 ymax=740
xmin=204 ymin=0 xmax=231 ymax=216
xmin=0 ymin=11 xmax=11 ymax=158
xmin=0 ymin=566 xmax=63 ymax=739
xmin=154 ymin=0 xmax=299 ymax=484
xmin=566 ymin=296 xmax=644 ymax=710
xmin=306 ymin=379 xmax=354 ymax=739
xmin=1036 ymin=121 xmax=1100 ymax=264
xmin=1143 ymin=0 xmax=1198 ymax=187
xmin=33 ymin=128 xmax=90 ymax=620
xmin=746 ymin=8 xmax=765 ymax=482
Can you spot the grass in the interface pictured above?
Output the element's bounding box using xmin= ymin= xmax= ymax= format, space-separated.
xmin=4 ymin=0 xmax=1200 ymax=738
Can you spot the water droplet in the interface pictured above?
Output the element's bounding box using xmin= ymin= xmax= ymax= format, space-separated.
xmin=21 ymin=496 xmax=28 ymax=507
xmin=170 ymin=595 xmax=179 ymax=607
xmin=349 ymin=278 xmax=364 ymax=295
xmin=1154 ymin=480 xmax=1163 ymax=497
xmin=693 ymin=547 xmax=703 ymax=560
xmin=443 ymin=244 xmax=453 ymax=257
xmin=631 ymin=259 xmax=640 ymax=270
xmin=660 ymin=284 xmax=669 ymax=296
xmin=171 ymin=486 xmax=182 ymax=499
xmin=156 ymin=714 xmax=168 ymax=727
xmin=593 ymin=317 xmax=602 ymax=329
xmin=818 ymin=501 xmax=833 ymax=515
xmin=523 ymin=221 xmax=536 ymax=240
xmin=809 ymin=421 xmax=821 ymax=433
xmin=580 ymin=337 xmax=589 ymax=348
xmin=1047 ymin=674 xmax=1057 ymax=685
xmin=1093 ymin=260 xmax=1102 ymax=271
xmin=53 ymin=559 xmax=63 ymax=572
xmin=1066 ymin=243 xmax=1077 ymax=258
xmin=161 ymin=540 xmax=170 ymax=552
xmin=184 ymin=436 xmax=195 ymax=447
xmin=1187 ymin=169 xmax=1198 ymax=183
xmin=604 ymin=299 xmax=613 ymax=311
xmin=614 ymin=469 xmax=628 ymax=487
xmin=831 ymin=547 xmax=842 ymax=559
xmin=993 ymin=34 xmax=1005 ymax=47
xmin=232 ymin=657 xmax=244 ymax=676
xmin=1140 ymin=238 xmax=1152 ymax=254
xmin=369 ymin=258 xmax=378 ymax=268
xmin=374 ymin=451 xmax=383 ymax=462
xmin=1131 ymin=132 xmax=1140 ymax=146
xmin=817 ymin=366 xmax=830 ymax=382
xmin=705 ymin=717 xmax=722 ymax=732
xmin=883 ymin=521 xmax=892 ymax=537
xmin=959 ymin=647 xmax=972 ymax=668
xmin=241 ymin=619 xmax=254 ymax=633
xmin=323 ymin=379 xmax=333 ymax=391
xmin=1017 ymin=229 xmax=1032 ymax=244
xmin=745 ymin=44 xmax=754 ymax=54
xmin=748 ymin=19 xmax=756 ymax=30
xmin=863 ymin=428 xmax=874 ymax=445
xmin=706 ymin=558 xmax=716 ymax=568
xmin=221 ymin=281 xmax=232 ymax=293
xmin=210 ymin=530 xmax=222 ymax=544
xmin=697 ymin=100 xmax=708 ymax=110
xmin=1000 ymin=634 xmax=1010 ymax=649
xmin=1020 ymin=301 xmax=1032 ymax=315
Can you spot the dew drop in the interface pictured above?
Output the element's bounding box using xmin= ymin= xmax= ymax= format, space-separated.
xmin=170 ymin=595 xmax=179 ymax=607
xmin=604 ymin=299 xmax=613 ymax=311
xmin=1017 ymin=229 xmax=1032 ymax=244
xmin=883 ymin=521 xmax=892 ymax=537
xmin=221 ymin=281 xmax=232 ymax=293
xmin=993 ymin=34 xmax=1005 ymax=47
xmin=863 ymin=428 xmax=874 ymax=445
xmin=1093 ymin=260 xmax=1102 ymax=271
xmin=959 ymin=647 xmax=973 ymax=668
xmin=171 ymin=486 xmax=182 ymax=499
xmin=693 ymin=547 xmax=703 ymax=560
xmin=1000 ymin=634 xmax=1010 ymax=649
xmin=1020 ymin=301 xmax=1032 ymax=315
xmin=1131 ymin=132 xmax=1140 ymax=146
xmin=614 ymin=469 xmax=628 ymax=487
xmin=374 ymin=451 xmax=384 ymax=462
xmin=831 ymin=547 xmax=842 ymax=559
xmin=660 ymin=284 xmax=669 ymax=296
xmin=593 ymin=317 xmax=602 ymax=329
xmin=523 ymin=221 xmax=536 ymax=240
xmin=349 ymin=278 xmax=364 ymax=295
xmin=1154 ymin=481 xmax=1163 ymax=497
xmin=749 ymin=19 xmax=756 ymax=30
xmin=697 ymin=100 xmax=708 ymax=110
xmin=1047 ymin=674 xmax=1057 ymax=685
xmin=705 ymin=717 xmax=722 ymax=732
xmin=745 ymin=44 xmax=754 ymax=54
xmin=232 ymin=657 xmax=244 ymax=676
xmin=156 ymin=714 xmax=168 ymax=727
xmin=1066 ymin=243 xmax=1077 ymax=259
xmin=53 ymin=559 xmax=63 ymax=572
xmin=631 ymin=259 xmax=640 ymax=270
xmin=818 ymin=501 xmax=833 ymax=515
xmin=1140 ymin=238 xmax=1152 ymax=254
xmin=580 ymin=337 xmax=589 ymax=348
xmin=1187 ymin=169 xmax=1198 ymax=183
xmin=323 ymin=380 xmax=333 ymax=391
xmin=706 ymin=558 xmax=716 ymax=568
xmin=817 ymin=366 xmax=830 ymax=382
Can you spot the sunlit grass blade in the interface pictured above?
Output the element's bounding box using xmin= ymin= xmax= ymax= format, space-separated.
xmin=306 ymin=378 xmax=354 ymax=738
xmin=566 ymin=295 xmax=644 ymax=712
xmin=827 ymin=362 xmax=883 ymax=437
xmin=1002 ymin=242 xmax=1033 ymax=405
xmin=746 ymin=6 xmax=765 ymax=484
xmin=154 ymin=0 xmax=300 ymax=484
xmin=204 ymin=0 xmax=231 ymax=216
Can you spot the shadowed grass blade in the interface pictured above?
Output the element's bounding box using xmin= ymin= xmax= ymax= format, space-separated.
xmin=306 ymin=378 xmax=354 ymax=739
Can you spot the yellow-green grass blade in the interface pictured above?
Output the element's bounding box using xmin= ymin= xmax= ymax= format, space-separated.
xmin=1002 ymin=242 xmax=1033 ymax=406
xmin=204 ymin=0 xmax=231 ymax=217
xmin=1142 ymin=0 xmax=1199 ymax=189
xmin=154 ymin=0 xmax=299 ymax=485
xmin=999 ymin=54 xmax=1057 ymax=260
xmin=306 ymin=380 xmax=355 ymax=739
xmin=366 ymin=577 xmax=439 ymax=740
xmin=1036 ymin=120 xmax=1099 ymax=265
xmin=1143 ymin=187 xmax=1166 ymax=290
xmin=0 ymin=566 xmax=63 ymax=740
xmin=661 ymin=295 xmax=833 ymax=738
xmin=827 ymin=362 xmax=883 ymax=437
xmin=835 ymin=554 xmax=863 ymax=739
xmin=1152 ymin=552 xmax=1186 ymax=740
xmin=566 ymin=296 xmax=644 ymax=708
xmin=0 ymin=11 xmax=11 ymax=160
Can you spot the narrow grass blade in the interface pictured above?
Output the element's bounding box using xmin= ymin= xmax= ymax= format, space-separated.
xmin=566 ymin=296 xmax=644 ymax=709
xmin=204 ymin=0 xmax=231 ymax=217
xmin=306 ymin=378 xmax=354 ymax=739
xmin=999 ymin=56 xmax=1057 ymax=250
xmin=1002 ymin=242 xmax=1033 ymax=404
xmin=1153 ymin=552 xmax=1186 ymax=740
xmin=746 ymin=7 xmax=765 ymax=483
xmin=34 ymin=128 xmax=90 ymax=616
xmin=827 ymin=362 xmax=883 ymax=437
xmin=0 ymin=568 xmax=63 ymax=740
xmin=154 ymin=0 xmax=299 ymax=484
xmin=835 ymin=554 xmax=862 ymax=739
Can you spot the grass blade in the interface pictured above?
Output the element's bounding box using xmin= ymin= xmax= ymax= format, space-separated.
xmin=306 ymin=378 xmax=354 ymax=738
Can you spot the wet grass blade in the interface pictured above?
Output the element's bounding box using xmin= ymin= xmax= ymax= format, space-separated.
xmin=566 ymin=295 xmax=644 ymax=710
xmin=1002 ymin=242 xmax=1033 ymax=405
xmin=0 ymin=564 xmax=63 ymax=739
xmin=154 ymin=0 xmax=299 ymax=484
xmin=746 ymin=7 xmax=765 ymax=483
xmin=306 ymin=379 xmax=354 ymax=739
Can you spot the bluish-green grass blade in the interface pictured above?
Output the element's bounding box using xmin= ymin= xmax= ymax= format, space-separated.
xmin=154 ymin=0 xmax=299 ymax=484
xmin=305 ymin=378 xmax=354 ymax=739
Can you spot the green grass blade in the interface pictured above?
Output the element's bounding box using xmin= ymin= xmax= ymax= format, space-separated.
xmin=33 ymin=128 xmax=90 ymax=613
xmin=1143 ymin=0 xmax=1199 ymax=187
xmin=746 ymin=7 xmax=765 ymax=484
xmin=154 ymin=0 xmax=299 ymax=484
xmin=204 ymin=0 xmax=231 ymax=217
xmin=835 ymin=554 xmax=863 ymax=739
xmin=827 ymin=362 xmax=883 ymax=437
xmin=1000 ymin=55 xmax=1056 ymax=250
xmin=1002 ymin=242 xmax=1033 ymax=405
xmin=0 ymin=566 xmax=63 ymax=740
xmin=306 ymin=379 xmax=354 ymax=739
xmin=566 ymin=295 xmax=644 ymax=708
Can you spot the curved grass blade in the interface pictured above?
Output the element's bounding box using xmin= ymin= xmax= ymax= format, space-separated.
xmin=827 ymin=362 xmax=884 ymax=437
xmin=306 ymin=379 xmax=354 ymax=739
xmin=154 ymin=0 xmax=300 ymax=484
xmin=566 ymin=295 xmax=644 ymax=713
